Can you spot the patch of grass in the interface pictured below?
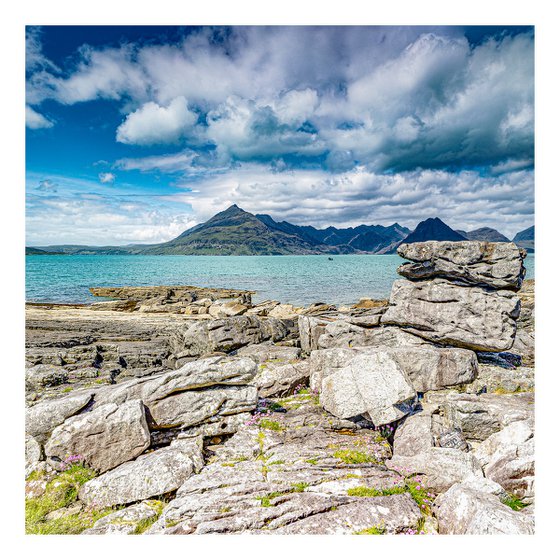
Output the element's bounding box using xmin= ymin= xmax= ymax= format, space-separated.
xmin=221 ymin=456 xmax=250 ymax=467
xmin=259 ymin=419 xmax=284 ymax=432
xmin=354 ymin=524 xmax=386 ymax=535
xmin=25 ymin=464 xmax=105 ymax=534
xmin=62 ymin=387 xmax=73 ymax=393
xmin=501 ymin=494 xmax=528 ymax=511
xmin=333 ymin=449 xmax=377 ymax=464
xmin=258 ymin=483 xmax=309 ymax=507
xmin=305 ymin=458 xmax=318 ymax=465
xmin=220 ymin=506 xmax=232 ymax=514
xmin=267 ymin=460 xmax=284 ymax=466
xmin=347 ymin=486 xmax=406 ymax=498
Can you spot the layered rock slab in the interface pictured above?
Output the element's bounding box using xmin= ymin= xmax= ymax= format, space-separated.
xmin=381 ymin=278 xmax=520 ymax=352
xmin=319 ymin=351 xmax=417 ymax=425
xmin=45 ymin=399 xmax=150 ymax=473
xmin=434 ymin=482 xmax=534 ymax=534
xmin=310 ymin=346 xmax=477 ymax=393
xmin=79 ymin=438 xmax=204 ymax=508
xmin=397 ymin=241 xmax=526 ymax=291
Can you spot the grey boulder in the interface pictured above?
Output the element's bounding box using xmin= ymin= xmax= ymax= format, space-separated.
xmin=319 ymin=351 xmax=417 ymax=426
xmin=434 ymin=482 xmax=534 ymax=534
xmin=310 ymin=345 xmax=477 ymax=394
xmin=397 ymin=241 xmax=526 ymax=291
xmin=387 ymin=448 xmax=483 ymax=492
xmin=26 ymin=392 xmax=93 ymax=444
xmin=45 ymin=399 xmax=150 ymax=473
xmin=381 ymin=278 xmax=520 ymax=352
xmin=79 ymin=438 xmax=204 ymax=508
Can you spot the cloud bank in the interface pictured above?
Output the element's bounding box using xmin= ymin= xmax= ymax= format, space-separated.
xmin=25 ymin=26 xmax=534 ymax=244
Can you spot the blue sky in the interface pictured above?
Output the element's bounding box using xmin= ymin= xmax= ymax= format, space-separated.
xmin=26 ymin=25 xmax=534 ymax=245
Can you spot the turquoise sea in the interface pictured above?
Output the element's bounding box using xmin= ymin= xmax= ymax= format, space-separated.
xmin=25 ymin=254 xmax=535 ymax=307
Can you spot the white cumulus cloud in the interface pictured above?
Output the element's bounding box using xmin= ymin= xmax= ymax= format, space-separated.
xmin=26 ymin=105 xmax=53 ymax=129
xmin=116 ymin=96 xmax=198 ymax=145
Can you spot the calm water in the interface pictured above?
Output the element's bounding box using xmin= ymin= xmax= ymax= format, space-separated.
xmin=25 ymin=254 xmax=535 ymax=307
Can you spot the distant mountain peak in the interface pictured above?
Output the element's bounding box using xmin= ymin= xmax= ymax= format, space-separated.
xmin=399 ymin=216 xmax=467 ymax=246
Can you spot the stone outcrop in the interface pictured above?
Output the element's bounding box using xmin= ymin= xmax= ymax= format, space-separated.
xmin=79 ymin=438 xmax=204 ymax=508
xmin=25 ymin=241 xmax=534 ymax=535
xmin=310 ymin=346 xmax=477 ymax=393
xmin=434 ymin=482 xmax=534 ymax=534
xmin=397 ymin=241 xmax=526 ymax=291
xmin=382 ymin=241 xmax=525 ymax=353
xmin=319 ymin=351 xmax=417 ymax=425
xmin=168 ymin=316 xmax=293 ymax=358
xmin=26 ymin=392 xmax=93 ymax=444
xmin=381 ymin=279 xmax=520 ymax=352
xmin=45 ymin=400 xmax=150 ymax=473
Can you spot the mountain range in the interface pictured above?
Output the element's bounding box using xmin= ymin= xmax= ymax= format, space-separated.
xmin=27 ymin=204 xmax=534 ymax=256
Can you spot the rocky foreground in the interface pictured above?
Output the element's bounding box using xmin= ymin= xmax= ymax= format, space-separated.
xmin=25 ymin=241 xmax=535 ymax=535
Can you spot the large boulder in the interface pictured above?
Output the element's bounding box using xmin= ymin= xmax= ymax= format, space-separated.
xmin=474 ymin=420 xmax=534 ymax=502
xmin=79 ymin=438 xmax=204 ymax=508
xmin=92 ymin=356 xmax=258 ymax=408
xmin=148 ymin=386 xmax=257 ymax=429
xmin=298 ymin=315 xmax=331 ymax=354
xmin=25 ymin=365 xmax=68 ymax=391
xmin=316 ymin=322 xmax=426 ymax=352
xmin=45 ymin=400 xmax=151 ymax=473
xmin=434 ymin=393 xmax=534 ymax=442
xmin=310 ymin=346 xmax=477 ymax=393
xmin=397 ymin=241 xmax=526 ymax=291
xmin=319 ymin=351 xmax=417 ymax=426
xmin=387 ymin=448 xmax=483 ymax=492
xmin=168 ymin=316 xmax=290 ymax=358
xmin=253 ymin=361 xmax=310 ymax=398
xmin=434 ymin=482 xmax=534 ymax=534
xmin=26 ymin=392 xmax=93 ymax=444
xmin=381 ymin=278 xmax=521 ymax=352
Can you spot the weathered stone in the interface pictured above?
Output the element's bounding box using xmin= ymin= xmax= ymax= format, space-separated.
xmin=320 ymin=351 xmax=417 ymax=425
xmin=25 ymin=365 xmax=68 ymax=391
xmin=310 ymin=345 xmax=476 ymax=393
xmin=298 ymin=315 xmax=331 ymax=354
xmin=83 ymin=501 xmax=162 ymax=534
xmin=92 ymin=356 xmax=258 ymax=409
xmin=89 ymin=285 xmax=253 ymax=305
xmin=79 ymin=438 xmax=204 ymax=508
xmin=148 ymin=386 xmax=257 ymax=429
xmin=397 ymin=241 xmax=526 ymax=290
xmin=438 ymin=393 xmax=534 ymax=441
xmin=392 ymin=409 xmax=435 ymax=457
xmin=317 ymin=322 xmax=426 ymax=351
xmin=275 ymin=494 xmax=422 ymax=535
xmin=253 ymin=361 xmax=310 ymax=398
xmin=474 ymin=420 xmax=534 ymax=502
xmin=268 ymin=303 xmax=303 ymax=320
xmin=464 ymin=364 xmax=534 ymax=394
xmin=168 ymin=316 xmax=290 ymax=358
xmin=208 ymin=301 xmax=248 ymax=318
xmin=434 ymin=483 xmax=534 ymax=534
xmin=25 ymin=434 xmax=42 ymax=468
xmin=381 ymin=278 xmax=521 ymax=352
xmin=387 ymin=448 xmax=483 ymax=492
xmin=235 ymin=342 xmax=301 ymax=364
xmin=244 ymin=300 xmax=280 ymax=316
xmin=26 ymin=393 xmax=93 ymax=444
xmin=45 ymin=400 xmax=150 ymax=473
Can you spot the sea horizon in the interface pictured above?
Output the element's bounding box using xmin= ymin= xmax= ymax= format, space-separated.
xmin=25 ymin=252 xmax=535 ymax=307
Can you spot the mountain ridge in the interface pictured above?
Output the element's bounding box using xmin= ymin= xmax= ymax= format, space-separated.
xmin=26 ymin=205 xmax=534 ymax=256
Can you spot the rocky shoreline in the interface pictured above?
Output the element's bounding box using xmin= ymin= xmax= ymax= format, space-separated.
xmin=25 ymin=241 xmax=535 ymax=535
